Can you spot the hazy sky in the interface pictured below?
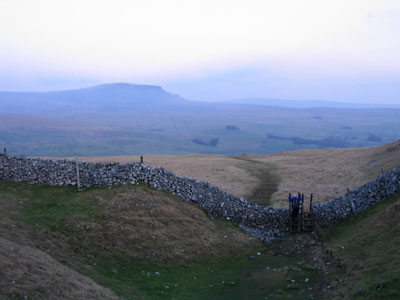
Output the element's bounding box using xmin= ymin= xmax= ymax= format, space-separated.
xmin=0 ymin=0 xmax=399 ymax=103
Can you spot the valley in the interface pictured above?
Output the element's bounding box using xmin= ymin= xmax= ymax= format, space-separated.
xmin=0 ymin=167 xmax=399 ymax=299
xmin=1 ymin=84 xmax=400 ymax=157
xmin=1 ymin=85 xmax=400 ymax=299
xmin=2 ymin=1 xmax=400 ymax=298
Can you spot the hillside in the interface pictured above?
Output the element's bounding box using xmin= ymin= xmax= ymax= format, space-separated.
xmin=0 ymin=169 xmax=399 ymax=299
xmin=66 ymin=140 xmax=400 ymax=207
xmin=0 ymin=83 xmax=187 ymax=114
xmin=1 ymin=83 xmax=400 ymax=157
xmin=0 ymin=181 xmax=317 ymax=300
xmin=321 ymin=192 xmax=400 ymax=299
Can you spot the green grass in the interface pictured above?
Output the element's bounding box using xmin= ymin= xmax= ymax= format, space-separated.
xmin=77 ymin=249 xmax=318 ymax=300
xmin=3 ymin=179 xmax=399 ymax=299
xmin=0 ymin=181 xmax=100 ymax=228
xmin=322 ymin=192 xmax=400 ymax=299
xmin=1 ymin=181 xmax=319 ymax=299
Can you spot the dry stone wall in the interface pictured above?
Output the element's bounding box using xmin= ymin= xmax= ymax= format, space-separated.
xmin=313 ymin=167 xmax=400 ymax=226
xmin=1 ymin=154 xmax=399 ymax=242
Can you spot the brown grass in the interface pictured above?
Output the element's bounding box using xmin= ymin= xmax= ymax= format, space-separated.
xmin=60 ymin=185 xmax=260 ymax=263
xmin=253 ymin=140 xmax=400 ymax=206
xmin=3 ymin=141 xmax=399 ymax=298
xmin=0 ymin=193 xmax=118 ymax=300
xmin=59 ymin=140 xmax=400 ymax=207
xmin=0 ymin=183 xmax=261 ymax=299
xmin=70 ymin=154 xmax=257 ymax=200
xmin=0 ymin=237 xmax=118 ymax=299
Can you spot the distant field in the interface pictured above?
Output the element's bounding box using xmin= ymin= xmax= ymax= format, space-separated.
xmin=60 ymin=140 xmax=400 ymax=207
xmin=2 ymin=98 xmax=400 ymax=157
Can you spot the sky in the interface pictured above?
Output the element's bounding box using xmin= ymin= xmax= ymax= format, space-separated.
xmin=0 ymin=0 xmax=399 ymax=103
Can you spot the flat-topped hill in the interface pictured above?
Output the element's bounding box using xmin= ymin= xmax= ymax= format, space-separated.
xmin=2 ymin=83 xmax=400 ymax=157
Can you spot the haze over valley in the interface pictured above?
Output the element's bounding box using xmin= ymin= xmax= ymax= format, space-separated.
xmin=1 ymin=83 xmax=399 ymax=157
xmin=1 ymin=1 xmax=400 ymax=299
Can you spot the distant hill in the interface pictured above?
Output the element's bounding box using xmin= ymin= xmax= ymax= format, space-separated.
xmin=222 ymin=97 xmax=400 ymax=109
xmin=0 ymin=83 xmax=188 ymax=114
xmin=1 ymin=83 xmax=400 ymax=157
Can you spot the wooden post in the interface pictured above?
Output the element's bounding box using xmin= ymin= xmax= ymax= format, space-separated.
xmin=381 ymin=167 xmax=390 ymax=196
xmin=76 ymin=159 xmax=80 ymax=191
xmin=3 ymin=147 xmax=6 ymax=156
xmin=140 ymin=156 xmax=143 ymax=164
xmin=347 ymin=187 xmax=355 ymax=212
xmin=310 ymin=193 xmax=313 ymax=212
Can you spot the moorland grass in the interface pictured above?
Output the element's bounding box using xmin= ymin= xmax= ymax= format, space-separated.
xmin=322 ymin=192 xmax=400 ymax=299
xmin=0 ymin=181 xmax=320 ymax=299
xmin=3 ymin=178 xmax=398 ymax=299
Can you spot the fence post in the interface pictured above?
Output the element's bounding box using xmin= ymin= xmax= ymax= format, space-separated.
xmin=3 ymin=148 xmax=6 ymax=156
xmin=76 ymin=159 xmax=80 ymax=191
xmin=347 ymin=187 xmax=356 ymax=212
xmin=140 ymin=155 xmax=143 ymax=164
xmin=381 ymin=167 xmax=390 ymax=196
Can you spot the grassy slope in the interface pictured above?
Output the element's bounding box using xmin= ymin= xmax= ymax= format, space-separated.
xmin=0 ymin=182 xmax=399 ymax=299
xmin=321 ymin=192 xmax=400 ymax=300
xmin=64 ymin=140 xmax=400 ymax=207
xmin=0 ymin=183 xmax=118 ymax=299
xmin=1 ymin=141 xmax=400 ymax=299
xmin=0 ymin=181 xmax=319 ymax=300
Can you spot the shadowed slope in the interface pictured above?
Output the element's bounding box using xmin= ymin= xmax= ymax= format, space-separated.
xmin=0 ymin=181 xmax=322 ymax=300
xmin=0 ymin=181 xmax=262 ymax=299
xmin=0 ymin=238 xmax=118 ymax=300
xmin=321 ymin=193 xmax=400 ymax=299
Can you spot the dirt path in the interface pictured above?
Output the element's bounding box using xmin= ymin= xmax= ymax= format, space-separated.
xmin=233 ymin=156 xmax=280 ymax=206
xmin=46 ymin=140 xmax=400 ymax=208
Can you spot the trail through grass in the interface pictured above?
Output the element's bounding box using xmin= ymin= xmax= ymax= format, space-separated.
xmin=235 ymin=156 xmax=280 ymax=206
xmin=2 ymin=180 xmax=398 ymax=299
